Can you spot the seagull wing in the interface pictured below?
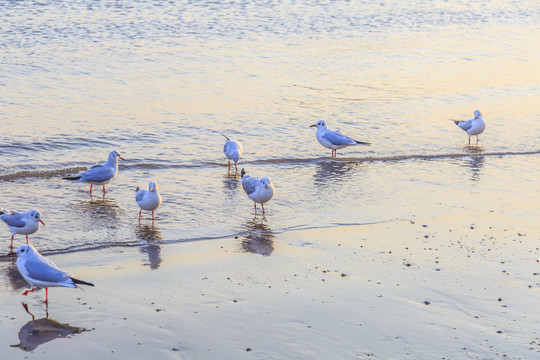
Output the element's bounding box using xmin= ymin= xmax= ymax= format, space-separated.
xmin=456 ymin=119 xmax=473 ymax=131
xmin=79 ymin=164 xmax=114 ymax=183
xmin=22 ymin=258 xmax=70 ymax=284
xmin=322 ymin=129 xmax=357 ymax=146
xmin=0 ymin=212 xmax=26 ymax=228
xmin=135 ymin=189 xmax=146 ymax=202
xmin=241 ymin=176 xmax=259 ymax=196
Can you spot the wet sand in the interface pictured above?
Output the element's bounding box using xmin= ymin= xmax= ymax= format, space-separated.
xmin=1 ymin=213 xmax=539 ymax=359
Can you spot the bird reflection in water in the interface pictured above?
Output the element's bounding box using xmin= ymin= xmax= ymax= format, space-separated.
xmin=72 ymin=195 xmax=122 ymax=230
xmin=135 ymin=223 xmax=163 ymax=270
xmin=223 ymin=168 xmax=240 ymax=192
xmin=313 ymin=159 xmax=362 ymax=187
xmin=240 ymin=218 xmax=275 ymax=256
xmin=3 ymin=257 xmax=27 ymax=290
xmin=464 ymin=146 xmax=485 ymax=182
xmin=11 ymin=303 xmax=90 ymax=352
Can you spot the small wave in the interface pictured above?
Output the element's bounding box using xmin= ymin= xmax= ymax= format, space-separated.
xmin=2 ymin=150 xmax=539 ymax=181
xmin=248 ymin=150 xmax=540 ymax=166
xmin=0 ymin=166 xmax=87 ymax=182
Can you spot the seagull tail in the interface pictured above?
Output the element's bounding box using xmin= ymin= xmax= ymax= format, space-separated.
xmin=222 ymin=134 xmax=230 ymax=141
xmin=355 ymin=140 xmax=371 ymax=146
xmin=71 ymin=277 xmax=95 ymax=287
xmin=62 ymin=175 xmax=82 ymax=181
xmin=0 ymin=208 xmax=6 ymax=215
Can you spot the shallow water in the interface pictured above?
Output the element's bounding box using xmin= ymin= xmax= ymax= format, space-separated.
xmin=0 ymin=1 xmax=540 ymax=355
xmin=1 ymin=0 xmax=539 ymax=256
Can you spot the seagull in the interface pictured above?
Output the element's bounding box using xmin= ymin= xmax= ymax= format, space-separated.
xmin=0 ymin=209 xmax=45 ymax=248
xmin=240 ymin=169 xmax=275 ymax=215
xmin=62 ymin=150 xmax=125 ymax=193
xmin=14 ymin=244 xmax=94 ymax=304
xmin=310 ymin=120 xmax=370 ymax=157
xmin=222 ymin=134 xmax=244 ymax=171
xmin=452 ymin=110 xmax=486 ymax=145
xmin=135 ymin=181 xmax=162 ymax=221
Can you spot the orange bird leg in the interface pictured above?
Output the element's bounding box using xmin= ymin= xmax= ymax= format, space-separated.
xmin=103 ymin=184 xmax=106 ymax=193
xmin=43 ymin=288 xmax=49 ymax=304
xmin=253 ymin=203 xmax=257 ymax=215
xmin=151 ymin=210 xmax=155 ymax=221
xmin=10 ymin=235 xmax=14 ymax=248
xmin=89 ymin=184 xmax=93 ymax=193
xmin=139 ymin=210 xmax=142 ymax=222
xmin=261 ymin=203 xmax=266 ymax=214
xmin=26 ymin=234 xmax=29 ymax=244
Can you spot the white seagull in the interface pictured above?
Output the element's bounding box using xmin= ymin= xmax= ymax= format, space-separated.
xmin=135 ymin=181 xmax=163 ymax=221
xmin=0 ymin=209 xmax=45 ymax=248
xmin=310 ymin=120 xmax=370 ymax=157
xmin=63 ymin=150 xmax=125 ymax=193
xmin=452 ymin=110 xmax=486 ymax=145
xmin=240 ymin=169 xmax=275 ymax=215
xmin=222 ymin=134 xmax=244 ymax=170
xmin=15 ymin=244 xmax=94 ymax=304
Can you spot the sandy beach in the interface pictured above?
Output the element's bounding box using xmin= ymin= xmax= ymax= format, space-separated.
xmin=1 ymin=211 xmax=539 ymax=359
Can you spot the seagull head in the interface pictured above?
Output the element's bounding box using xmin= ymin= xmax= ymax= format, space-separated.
xmin=474 ymin=110 xmax=482 ymax=119
xmin=28 ymin=209 xmax=45 ymax=226
xmin=261 ymin=177 xmax=273 ymax=189
xmin=14 ymin=244 xmax=37 ymax=258
xmin=149 ymin=181 xmax=158 ymax=192
xmin=109 ymin=150 xmax=125 ymax=162
xmin=241 ymin=168 xmax=247 ymax=178
xmin=310 ymin=120 xmax=327 ymax=129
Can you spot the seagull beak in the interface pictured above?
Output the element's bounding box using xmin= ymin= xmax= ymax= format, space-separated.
xmin=265 ymin=184 xmax=270 ymax=189
xmin=40 ymin=220 xmax=45 ymax=226
xmin=119 ymin=156 xmax=125 ymax=161
xmin=310 ymin=124 xmax=316 ymax=127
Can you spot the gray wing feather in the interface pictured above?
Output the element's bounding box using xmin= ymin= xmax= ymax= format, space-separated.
xmin=24 ymin=258 xmax=68 ymax=283
xmin=241 ymin=176 xmax=258 ymax=195
xmin=0 ymin=212 xmax=26 ymax=228
xmin=323 ymin=130 xmax=357 ymax=146
xmin=457 ymin=119 xmax=473 ymax=131
xmin=79 ymin=165 xmax=113 ymax=183
xmin=135 ymin=190 xmax=146 ymax=202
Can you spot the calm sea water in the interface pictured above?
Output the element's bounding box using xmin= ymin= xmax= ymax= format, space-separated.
xmin=0 ymin=0 xmax=539 ymax=262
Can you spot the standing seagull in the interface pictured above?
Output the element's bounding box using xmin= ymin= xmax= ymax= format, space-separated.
xmin=452 ymin=110 xmax=486 ymax=145
xmin=15 ymin=244 xmax=94 ymax=304
xmin=0 ymin=209 xmax=45 ymax=248
xmin=135 ymin=181 xmax=162 ymax=221
xmin=240 ymin=169 xmax=275 ymax=215
xmin=62 ymin=150 xmax=125 ymax=193
xmin=222 ymin=134 xmax=244 ymax=171
xmin=310 ymin=120 xmax=370 ymax=157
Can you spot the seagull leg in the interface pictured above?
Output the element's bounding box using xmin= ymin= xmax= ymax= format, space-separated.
xmin=228 ymin=159 xmax=231 ymax=167
xmin=22 ymin=288 xmax=35 ymax=296
xmin=261 ymin=203 xmax=266 ymax=214
xmin=103 ymin=184 xmax=107 ymax=193
xmin=43 ymin=288 xmax=49 ymax=304
xmin=476 ymin=135 xmax=479 ymax=143
xmin=468 ymin=136 xmax=471 ymax=145
xmin=253 ymin=203 xmax=257 ymax=215
xmin=139 ymin=210 xmax=142 ymax=222
xmin=26 ymin=235 xmax=29 ymax=244
xmin=152 ymin=210 xmax=155 ymax=221
xmin=10 ymin=235 xmax=14 ymax=248
xmin=90 ymin=184 xmax=93 ymax=193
